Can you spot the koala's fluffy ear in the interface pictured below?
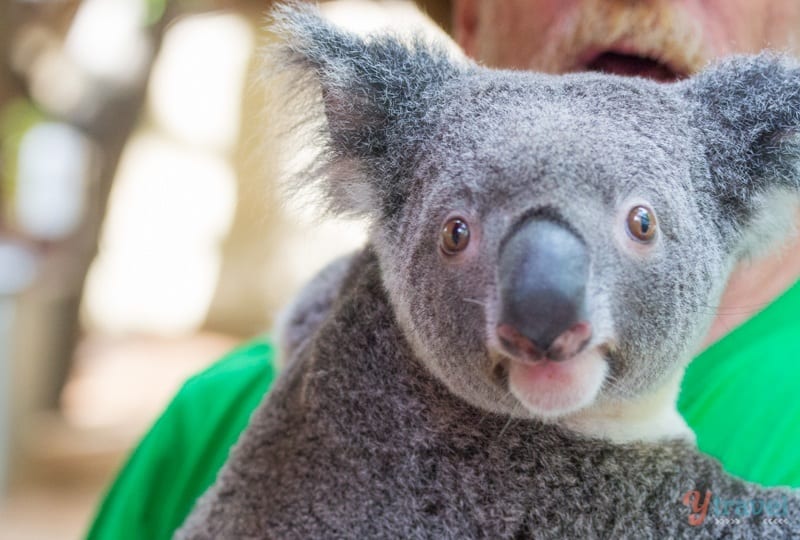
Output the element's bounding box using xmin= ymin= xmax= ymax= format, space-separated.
xmin=269 ymin=3 xmax=465 ymax=219
xmin=682 ymin=54 xmax=800 ymax=225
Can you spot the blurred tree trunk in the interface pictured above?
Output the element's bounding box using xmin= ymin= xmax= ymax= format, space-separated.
xmin=13 ymin=9 xmax=169 ymax=405
xmin=48 ymin=18 xmax=170 ymax=405
xmin=419 ymin=0 xmax=451 ymax=31
xmin=5 ymin=2 xmax=171 ymax=484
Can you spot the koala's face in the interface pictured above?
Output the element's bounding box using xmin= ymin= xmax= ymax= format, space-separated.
xmin=275 ymin=5 xmax=800 ymax=420
xmin=376 ymin=73 xmax=728 ymax=418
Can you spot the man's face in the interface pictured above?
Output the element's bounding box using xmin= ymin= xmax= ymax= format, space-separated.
xmin=453 ymin=0 xmax=800 ymax=78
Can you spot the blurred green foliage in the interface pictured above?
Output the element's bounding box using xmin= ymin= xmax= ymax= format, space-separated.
xmin=1 ymin=99 xmax=46 ymax=219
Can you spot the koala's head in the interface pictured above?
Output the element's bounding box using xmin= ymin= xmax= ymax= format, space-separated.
xmin=272 ymin=5 xmax=800 ymax=420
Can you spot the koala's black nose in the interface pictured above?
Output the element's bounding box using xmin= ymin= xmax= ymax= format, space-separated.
xmin=497 ymin=218 xmax=591 ymax=361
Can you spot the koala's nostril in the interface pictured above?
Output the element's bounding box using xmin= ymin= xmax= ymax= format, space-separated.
xmin=546 ymin=322 xmax=593 ymax=361
xmin=497 ymin=217 xmax=590 ymax=356
xmin=497 ymin=322 xmax=592 ymax=362
xmin=497 ymin=323 xmax=546 ymax=361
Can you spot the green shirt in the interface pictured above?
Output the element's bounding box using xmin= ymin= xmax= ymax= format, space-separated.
xmin=87 ymin=280 xmax=800 ymax=540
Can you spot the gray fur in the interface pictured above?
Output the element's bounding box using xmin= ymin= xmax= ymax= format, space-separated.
xmin=272 ymin=252 xmax=355 ymax=365
xmin=178 ymin=4 xmax=800 ymax=538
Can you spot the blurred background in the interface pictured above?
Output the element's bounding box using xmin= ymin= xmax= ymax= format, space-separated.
xmin=0 ymin=0 xmax=452 ymax=537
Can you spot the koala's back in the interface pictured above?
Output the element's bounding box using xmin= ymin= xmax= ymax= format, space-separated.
xmin=177 ymin=250 xmax=799 ymax=540
xmin=272 ymin=252 xmax=356 ymax=364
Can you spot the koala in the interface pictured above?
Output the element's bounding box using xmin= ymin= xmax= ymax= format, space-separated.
xmin=178 ymin=4 xmax=800 ymax=539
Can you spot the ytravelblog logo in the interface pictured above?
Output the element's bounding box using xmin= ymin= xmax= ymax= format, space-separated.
xmin=681 ymin=490 xmax=789 ymax=526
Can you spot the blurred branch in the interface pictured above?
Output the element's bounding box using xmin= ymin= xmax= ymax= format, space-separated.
xmin=183 ymin=0 xmax=453 ymax=31
xmin=1 ymin=4 xmax=19 ymax=225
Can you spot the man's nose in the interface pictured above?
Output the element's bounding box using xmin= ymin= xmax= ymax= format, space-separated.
xmin=496 ymin=218 xmax=592 ymax=361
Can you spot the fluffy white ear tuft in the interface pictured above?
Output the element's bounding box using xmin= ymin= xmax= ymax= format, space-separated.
xmin=682 ymin=53 xmax=800 ymax=220
xmin=266 ymin=2 xmax=466 ymax=220
xmin=323 ymin=159 xmax=381 ymax=218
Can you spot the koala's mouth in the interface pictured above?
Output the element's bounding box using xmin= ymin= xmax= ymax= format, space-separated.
xmin=489 ymin=344 xmax=610 ymax=420
xmin=584 ymin=51 xmax=685 ymax=82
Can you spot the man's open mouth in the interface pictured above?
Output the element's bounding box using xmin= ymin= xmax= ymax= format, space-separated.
xmin=584 ymin=51 xmax=686 ymax=82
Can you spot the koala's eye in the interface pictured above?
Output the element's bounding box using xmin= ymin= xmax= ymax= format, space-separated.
xmin=441 ymin=218 xmax=470 ymax=254
xmin=626 ymin=205 xmax=657 ymax=242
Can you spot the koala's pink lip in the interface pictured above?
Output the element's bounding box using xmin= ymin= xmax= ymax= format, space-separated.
xmin=506 ymin=353 xmax=590 ymax=412
xmin=504 ymin=346 xmax=609 ymax=417
xmin=509 ymin=356 xmax=576 ymax=384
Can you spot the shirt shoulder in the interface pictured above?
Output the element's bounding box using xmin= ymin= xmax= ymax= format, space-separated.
xmin=679 ymin=280 xmax=800 ymax=488
xmin=86 ymin=338 xmax=278 ymax=540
